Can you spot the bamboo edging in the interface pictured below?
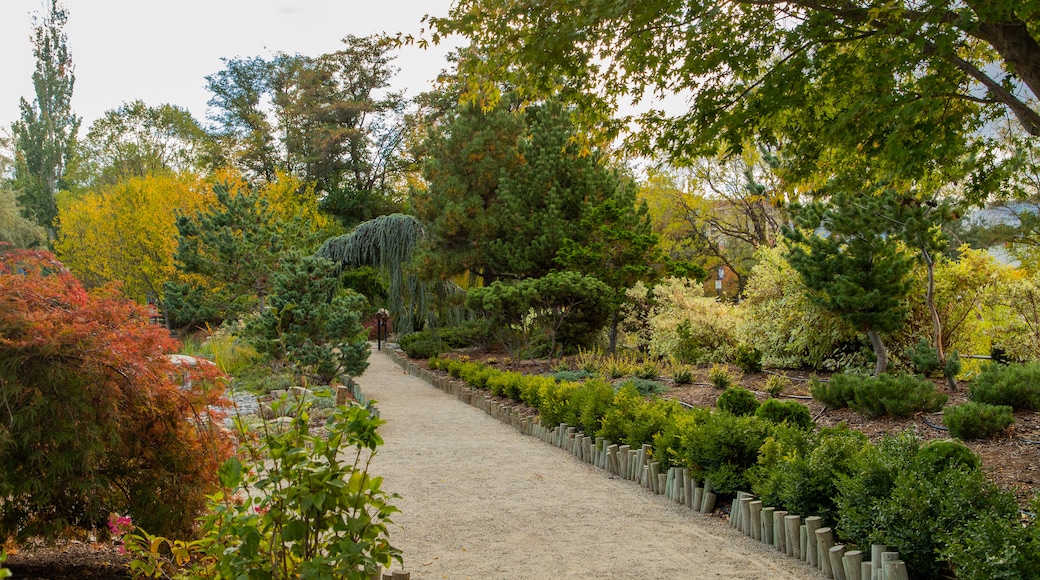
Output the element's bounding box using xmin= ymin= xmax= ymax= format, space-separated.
xmin=387 ymin=350 xmax=915 ymax=580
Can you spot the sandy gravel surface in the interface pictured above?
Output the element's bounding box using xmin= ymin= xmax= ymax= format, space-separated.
xmin=355 ymin=348 xmax=824 ymax=580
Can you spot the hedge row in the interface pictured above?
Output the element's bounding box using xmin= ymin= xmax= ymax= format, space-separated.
xmin=427 ymin=356 xmax=1040 ymax=580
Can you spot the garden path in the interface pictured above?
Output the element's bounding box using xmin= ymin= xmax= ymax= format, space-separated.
xmin=356 ymin=347 xmax=824 ymax=579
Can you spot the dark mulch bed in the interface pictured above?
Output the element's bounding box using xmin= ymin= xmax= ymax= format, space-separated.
xmin=5 ymin=541 xmax=129 ymax=579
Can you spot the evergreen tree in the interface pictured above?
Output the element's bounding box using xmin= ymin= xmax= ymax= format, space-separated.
xmin=247 ymin=252 xmax=369 ymax=383
xmin=783 ymin=187 xmax=915 ymax=376
xmin=9 ymin=0 xmax=80 ymax=234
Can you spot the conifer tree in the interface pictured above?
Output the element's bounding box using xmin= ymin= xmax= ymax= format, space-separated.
xmin=784 ymin=187 xmax=915 ymax=376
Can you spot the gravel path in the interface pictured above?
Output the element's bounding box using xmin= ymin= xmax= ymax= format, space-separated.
xmin=355 ymin=348 xmax=824 ymax=579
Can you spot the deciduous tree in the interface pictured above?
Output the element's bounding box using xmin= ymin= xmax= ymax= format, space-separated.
xmin=0 ymin=248 xmax=232 ymax=539
xmin=9 ymin=0 xmax=80 ymax=233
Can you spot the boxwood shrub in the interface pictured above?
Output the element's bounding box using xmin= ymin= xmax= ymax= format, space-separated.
xmin=943 ymin=402 xmax=1015 ymax=440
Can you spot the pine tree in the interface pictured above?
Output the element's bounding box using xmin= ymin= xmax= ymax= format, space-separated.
xmin=783 ymin=187 xmax=915 ymax=376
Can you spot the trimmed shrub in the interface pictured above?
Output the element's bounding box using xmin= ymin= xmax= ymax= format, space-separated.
xmin=668 ymin=412 xmax=774 ymax=496
xmin=755 ymin=398 xmax=813 ymax=429
xmin=941 ymin=497 xmax=1040 ymax=580
xmin=635 ymin=360 xmax=661 ymax=380
xmin=764 ymin=374 xmax=787 ymax=398
xmin=969 ymin=362 xmax=1040 ymax=411
xmin=717 ymin=387 xmax=760 ymax=416
xmin=537 ymin=380 xmax=582 ymax=428
xmin=943 ymin=402 xmax=1015 ymax=440
xmin=836 ymin=434 xmax=1016 ymax=580
xmin=552 ymin=369 xmax=596 ymax=382
xmin=814 ymin=373 xmax=946 ymax=418
xmin=671 ymin=363 xmax=694 ymax=384
xmin=752 ymin=424 xmax=869 ymax=526
xmin=905 ymin=338 xmax=941 ymax=376
xmin=565 ymin=378 xmax=616 ymax=435
xmin=597 ymin=385 xmax=682 ymax=448
xmin=398 ymin=331 xmax=447 ymax=359
xmin=708 ymin=364 xmax=734 ymax=389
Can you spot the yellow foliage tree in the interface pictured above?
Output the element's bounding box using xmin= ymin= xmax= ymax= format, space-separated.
xmin=55 ymin=173 xmax=212 ymax=304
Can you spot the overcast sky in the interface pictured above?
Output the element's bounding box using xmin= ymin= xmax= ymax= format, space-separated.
xmin=0 ymin=0 xmax=460 ymax=132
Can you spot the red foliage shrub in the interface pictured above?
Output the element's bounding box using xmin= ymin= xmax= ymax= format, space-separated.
xmin=0 ymin=247 xmax=233 ymax=540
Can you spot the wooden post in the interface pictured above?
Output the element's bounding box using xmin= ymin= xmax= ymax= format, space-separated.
xmin=861 ymin=562 xmax=872 ymax=580
xmin=828 ymin=545 xmax=847 ymax=580
xmin=692 ymin=487 xmax=703 ymax=512
xmin=657 ymin=473 xmax=667 ymax=495
xmin=740 ymin=496 xmax=752 ymax=536
xmin=730 ymin=492 xmax=743 ymax=529
xmin=800 ymin=524 xmax=808 ymax=561
xmin=683 ymin=470 xmax=692 ymax=506
xmin=701 ymin=492 xmax=716 ymax=514
xmin=761 ymin=506 xmax=774 ymax=545
xmin=773 ymin=510 xmax=788 ymax=552
xmin=880 ymin=553 xmax=900 ymax=580
xmin=815 ymin=527 xmax=835 ymax=578
xmin=805 ymin=516 xmax=822 ymax=567
xmin=870 ymin=545 xmax=888 ymax=580
xmin=784 ymin=515 xmax=801 ymax=558
xmin=749 ymin=501 xmax=763 ymax=542
xmin=883 ymin=561 xmax=909 ymax=580
xmin=843 ymin=550 xmax=863 ymax=580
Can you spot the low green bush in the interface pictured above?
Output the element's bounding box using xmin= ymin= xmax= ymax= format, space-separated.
xmin=836 ymin=434 xmax=1016 ymax=580
xmin=941 ymin=496 xmax=1040 ymax=580
xmin=398 ymin=331 xmax=448 ymax=359
xmin=537 ymin=379 xmax=581 ymax=428
xmin=969 ymin=362 xmax=1040 ymax=411
xmin=764 ymin=374 xmax=787 ymax=398
xmin=754 ymin=398 xmax=813 ymax=429
xmin=552 ymin=369 xmax=596 ymax=382
xmin=943 ymin=402 xmax=1015 ymax=441
xmin=618 ymin=377 xmax=667 ymax=396
xmin=717 ymin=387 xmax=760 ymax=416
xmin=905 ymin=338 xmax=941 ymax=376
xmin=597 ymin=385 xmax=683 ymax=448
xmin=566 ymin=379 xmax=616 ymax=435
xmin=734 ymin=344 xmax=763 ymax=374
xmin=752 ymin=424 xmax=868 ymax=526
xmin=437 ymin=319 xmax=494 ymax=348
xmin=814 ymin=373 xmax=946 ymax=418
xmin=708 ymin=364 xmax=734 ymax=389
xmin=671 ymin=364 xmax=694 ymax=384
xmin=664 ymin=411 xmax=774 ymax=495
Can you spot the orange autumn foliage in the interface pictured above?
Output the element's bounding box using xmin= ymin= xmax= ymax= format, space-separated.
xmin=0 ymin=247 xmax=233 ymax=540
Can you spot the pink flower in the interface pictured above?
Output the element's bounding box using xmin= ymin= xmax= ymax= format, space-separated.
xmin=107 ymin=513 xmax=134 ymax=536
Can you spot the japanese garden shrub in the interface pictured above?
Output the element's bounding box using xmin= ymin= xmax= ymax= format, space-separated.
xmin=968 ymin=362 xmax=1040 ymax=411
xmin=656 ymin=411 xmax=773 ymax=496
xmin=459 ymin=362 xmax=495 ymax=389
xmin=597 ymin=384 xmax=683 ymax=448
xmin=487 ymin=370 xmax=524 ymax=399
xmin=835 ymin=434 xmax=1016 ymax=580
xmin=552 ymin=369 xmax=597 ymax=382
xmin=646 ymin=277 xmax=739 ymax=363
xmin=943 ymin=402 xmax=1015 ymax=440
xmin=520 ymin=375 xmax=555 ymax=408
xmin=736 ymin=246 xmax=859 ymax=369
xmin=733 ymin=344 xmax=763 ymax=373
xmin=812 ymin=372 xmax=946 ymax=418
xmin=754 ymin=398 xmax=813 ymax=430
xmin=752 ymin=424 xmax=868 ymax=526
xmin=716 ymin=386 xmax=760 ymax=416
xmin=437 ymin=319 xmax=495 ymax=348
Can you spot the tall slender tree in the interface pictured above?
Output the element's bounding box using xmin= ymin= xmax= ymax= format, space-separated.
xmin=10 ymin=0 xmax=80 ymax=235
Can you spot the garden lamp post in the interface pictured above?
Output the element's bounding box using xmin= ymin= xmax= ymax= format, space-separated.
xmin=375 ymin=308 xmax=390 ymax=351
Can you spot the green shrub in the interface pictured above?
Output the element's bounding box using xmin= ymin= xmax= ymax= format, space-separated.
xmin=906 ymin=338 xmax=941 ymax=376
xmin=815 ymin=373 xmax=947 ymax=418
xmin=520 ymin=375 xmax=554 ymax=408
xmin=755 ymin=398 xmax=813 ymax=429
xmin=941 ymin=497 xmax=1040 ymax=580
xmin=538 ymin=380 xmax=581 ymax=427
xmin=597 ymin=385 xmax=682 ymax=448
xmin=566 ymin=379 xmax=616 ymax=435
xmin=752 ymin=425 xmax=868 ymax=526
xmin=969 ymin=362 xmax=1040 ymax=411
xmin=764 ymin=374 xmax=787 ymax=398
xmin=618 ymin=377 xmax=667 ymax=396
xmin=671 ymin=363 xmax=694 ymax=384
xmin=943 ymin=402 xmax=1015 ymax=440
xmin=734 ymin=344 xmax=763 ymax=374
xmin=437 ymin=319 xmax=494 ymax=348
xmin=810 ymin=375 xmax=855 ymax=409
xmin=635 ymin=360 xmax=661 ymax=380
xmin=398 ymin=331 xmax=448 ymax=359
xmin=665 ymin=412 xmax=774 ymax=495
xmin=552 ymin=369 xmax=596 ymax=382
xmin=717 ymin=387 xmax=760 ymax=416
xmin=849 ymin=372 xmax=947 ymax=418
xmin=836 ymin=433 xmax=1016 ymax=580
xmin=708 ymin=364 xmax=734 ymax=389
xmin=487 ymin=371 xmax=524 ymax=399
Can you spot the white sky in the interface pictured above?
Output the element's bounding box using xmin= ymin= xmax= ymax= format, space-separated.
xmin=0 ymin=0 xmax=460 ymax=131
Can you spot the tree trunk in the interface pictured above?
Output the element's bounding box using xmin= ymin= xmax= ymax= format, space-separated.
xmin=866 ymin=327 xmax=888 ymax=377
xmin=921 ymin=245 xmax=957 ymax=391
